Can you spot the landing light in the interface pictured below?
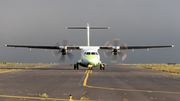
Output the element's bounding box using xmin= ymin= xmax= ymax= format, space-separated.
xmin=88 ymin=64 xmax=93 ymax=68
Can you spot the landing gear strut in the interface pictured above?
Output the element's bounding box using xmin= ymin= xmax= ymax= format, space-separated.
xmin=100 ymin=64 xmax=105 ymax=70
xmin=74 ymin=63 xmax=79 ymax=70
xmin=89 ymin=67 xmax=92 ymax=70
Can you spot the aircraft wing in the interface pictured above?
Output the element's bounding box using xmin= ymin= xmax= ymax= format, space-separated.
xmin=4 ymin=45 xmax=80 ymax=50
xmin=100 ymin=45 xmax=174 ymax=50
xmin=5 ymin=44 xmax=174 ymax=50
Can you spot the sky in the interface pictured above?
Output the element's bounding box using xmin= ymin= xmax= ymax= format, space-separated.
xmin=0 ymin=0 xmax=179 ymax=64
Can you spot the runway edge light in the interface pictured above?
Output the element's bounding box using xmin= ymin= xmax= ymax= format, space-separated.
xmin=69 ymin=94 xmax=72 ymax=101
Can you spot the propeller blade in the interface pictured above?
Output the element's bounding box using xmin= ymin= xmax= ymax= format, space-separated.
xmin=67 ymin=52 xmax=74 ymax=60
xmin=70 ymin=44 xmax=77 ymax=50
xmin=52 ymin=41 xmax=61 ymax=57
xmin=59 ymin=55 xmax=65 ymax=62
xmin=121 ymin=43 xmax=128 ymax=50
xmin=103 ymin=51 xmax=112 ymax=58
xmin=52 ymin=51 xmax=61 ymax=57
xmin=119 ymin=52 xmax=127 ymax=61
xmin=114 ymin=38 xmax=120 ymax=48
xmin=111 ymin=55 xmax=118 ymax=63
xmin=104 ymin=41 xmax=112 ymax=47
xmin=54 ymin=41 xmax=60 ymax=46
xmin=104 ymin=38 xmax=127 ymax=63
xmin=63 ymin=38 xmax=69 ymax=47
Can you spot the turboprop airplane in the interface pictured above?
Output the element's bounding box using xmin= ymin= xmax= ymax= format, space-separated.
xmin=4 ymin=23 xmax=174 ymax=70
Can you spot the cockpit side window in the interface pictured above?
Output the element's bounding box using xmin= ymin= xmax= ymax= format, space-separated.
xmin=96 ymin=52 xmax=98 ymax=55
xmin=86 ymin=52 xmax=90 ymax=55
xmin=84 ymin=52 xmax=87 ymax=55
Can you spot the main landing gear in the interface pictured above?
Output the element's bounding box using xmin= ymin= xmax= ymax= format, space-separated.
xmin=100 ymin=64 xmax=105 ymax=70
xmin=74 ymin=63 xmax=79 ymax=70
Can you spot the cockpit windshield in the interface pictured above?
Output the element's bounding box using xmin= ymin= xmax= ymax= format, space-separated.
xmin=84 ymin=52 xmax=98 ymax=55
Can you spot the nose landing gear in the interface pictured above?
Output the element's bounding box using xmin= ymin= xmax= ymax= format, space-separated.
xmin=89 ymin=67 xmax=93 ymax=70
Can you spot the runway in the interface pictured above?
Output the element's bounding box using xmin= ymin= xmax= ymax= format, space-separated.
xmin=0 ymin=65 xmax=180 ymax=101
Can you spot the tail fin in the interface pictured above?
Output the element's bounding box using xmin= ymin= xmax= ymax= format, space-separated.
xmin=67 ymin=23 xmax=110 ymax=46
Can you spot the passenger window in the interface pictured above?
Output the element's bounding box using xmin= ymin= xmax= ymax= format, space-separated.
xmin=91 ymin=52 xmax=95 ymax=55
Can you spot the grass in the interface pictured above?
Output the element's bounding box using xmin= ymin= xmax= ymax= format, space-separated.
xmin=0 ymin=63 xmax=52 ymax=73
xmin=39 ymin=93 xmax=48 ymax=98
xmin=80 ymin=97 xmax=89 ymax=100
xmin=0 ymin=69 xmax=20 ymax=73
xmin=120 ymin=63 xmax=180 ymax=74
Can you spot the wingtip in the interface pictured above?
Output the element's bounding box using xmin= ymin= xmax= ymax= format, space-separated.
xmin=4 ymin=44 xmax=7 ymax=47
xmin=172 ymin=45 xmax=174 ymax=47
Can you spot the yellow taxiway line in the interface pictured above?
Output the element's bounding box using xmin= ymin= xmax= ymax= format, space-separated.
xmin=83 ymin=70 xmax=180 ymax=95
xmin=0 ymin=93 xmax=94 ymax=101
xmin=0 ymin=95 xmax=70 ymax=101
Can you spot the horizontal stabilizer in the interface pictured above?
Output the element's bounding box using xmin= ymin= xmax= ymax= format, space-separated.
xmin=66 ymin=27 xmax=86 ymax=29
xmin=90 ymin=27 xmax=110 ymax=29
xmin=66 ymin=27 xmax=110 ymax=29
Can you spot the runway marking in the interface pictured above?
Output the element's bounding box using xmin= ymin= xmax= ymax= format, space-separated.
xmin=83 ymin=70 xmax=180 ymax=95
xmin=83 ymin=70 xmax=90 ymax=86
xmin=0 ymin=95 xmax=69 ymax=101
xmin=78 ymin=70 xmax=88 ymax=86
xmin=0 ymin=94 xmax=94 ymax=101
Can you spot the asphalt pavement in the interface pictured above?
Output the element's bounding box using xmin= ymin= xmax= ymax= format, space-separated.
xmin=0 ymin=65 xmax=180 ymax=101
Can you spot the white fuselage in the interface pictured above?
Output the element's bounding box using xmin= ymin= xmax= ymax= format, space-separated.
xmin=77 ymin=46 xmax=102 ymax=68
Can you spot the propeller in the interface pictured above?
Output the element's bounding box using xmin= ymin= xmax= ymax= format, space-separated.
xmin=52 ymin=38 xmax=74 ymax=62
xmin=103 ymin=38 xmax=127 ymax=63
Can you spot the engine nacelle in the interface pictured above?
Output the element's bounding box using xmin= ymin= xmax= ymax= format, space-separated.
xmin=113 ymin=49 xmax=118 ymax=55
xmin=61 ymin=49 xmax=67 ymax=55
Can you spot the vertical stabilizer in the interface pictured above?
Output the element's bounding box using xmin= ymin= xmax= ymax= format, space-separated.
xmin=86 ymin=23 xmax=90 ymax=46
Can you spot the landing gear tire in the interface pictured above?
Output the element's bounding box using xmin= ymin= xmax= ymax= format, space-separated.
xmin=76 ymin=64 xmax=79 ymax=70
xmin=74 ymin=63 xmax=79 ymax=70
xmin=74 ymin=64 xmax=77 ymax=70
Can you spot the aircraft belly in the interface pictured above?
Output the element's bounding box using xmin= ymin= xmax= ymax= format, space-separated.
xmin=81 ymin=58 xmax=101 ymax=67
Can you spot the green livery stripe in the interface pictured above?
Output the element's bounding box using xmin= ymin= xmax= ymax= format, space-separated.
xmin=78 ymin=61 xmax=102 ymax=67
xmin=84 ymin=55 xmax=97 ymax=60
xmin=88 ymin=61 xmax=102 ymax=67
